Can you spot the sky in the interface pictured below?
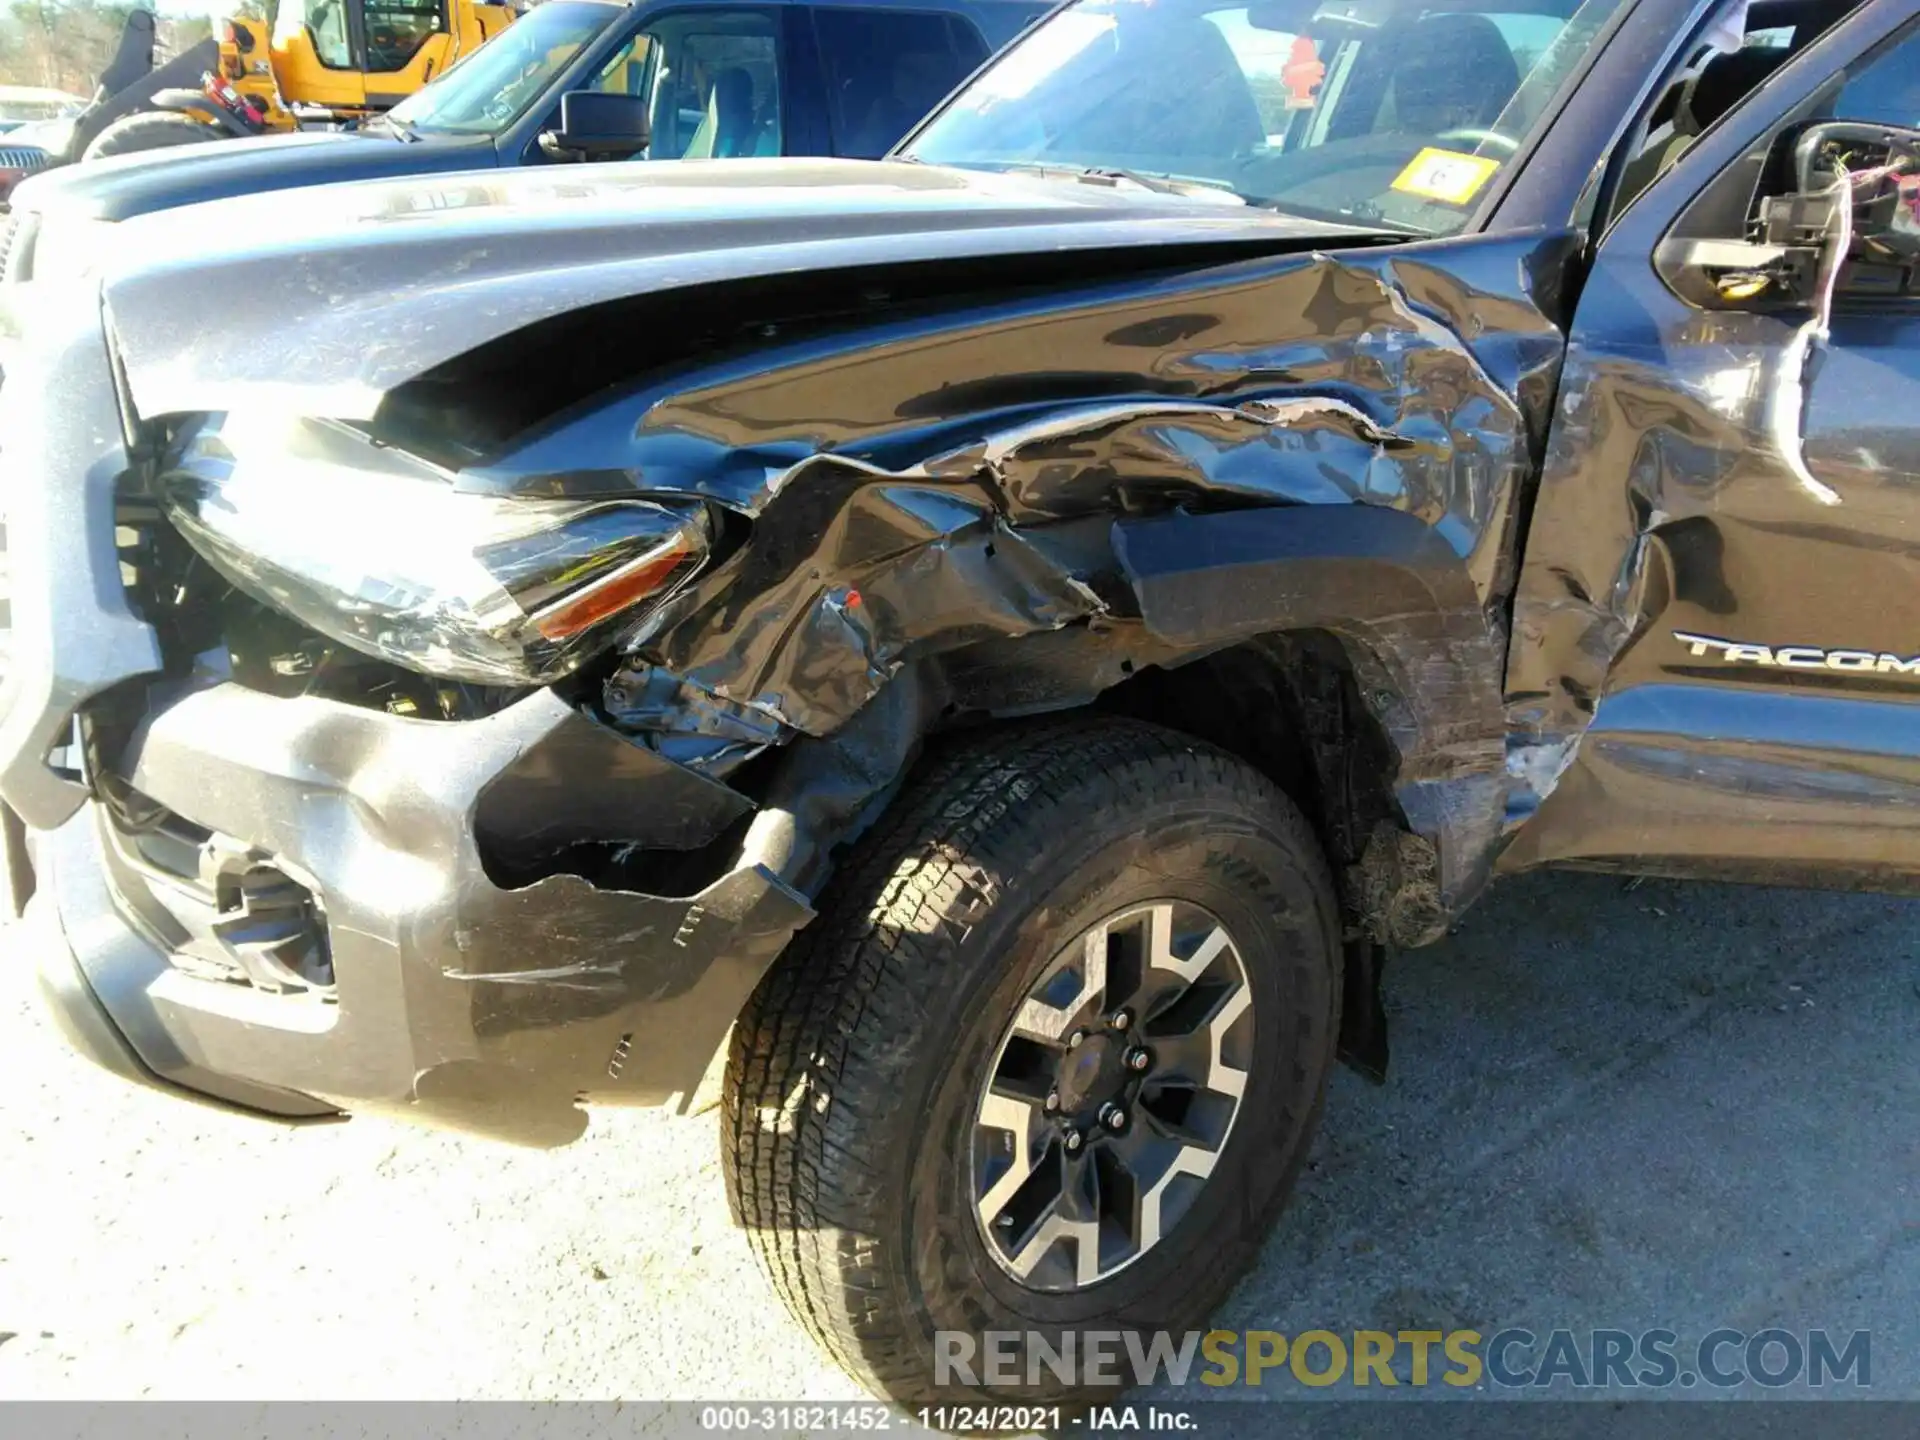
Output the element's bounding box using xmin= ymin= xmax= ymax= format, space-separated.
xmin=149 ymin=1 xmax=237 ymax=16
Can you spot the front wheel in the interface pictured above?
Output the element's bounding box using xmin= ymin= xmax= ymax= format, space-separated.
xmin=82 ymin=111 xmax=221 ymax=161
xmin=723 ymin=718 xmax=1341 ymax=1406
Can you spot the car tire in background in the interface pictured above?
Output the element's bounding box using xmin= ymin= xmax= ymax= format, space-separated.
xmin=722 ymin=717 xmax=1342 ymax=1406
xmin=82 ymin=111 xmax=220 ymax=162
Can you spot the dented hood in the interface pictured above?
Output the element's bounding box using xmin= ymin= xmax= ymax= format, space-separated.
xmin=98 ymin=158 xmax=1356 ymax=422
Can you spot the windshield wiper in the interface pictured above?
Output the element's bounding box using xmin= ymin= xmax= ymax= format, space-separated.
xmin=1084 ymin=167 xmax=1247 ymax=199
xmin=998 ymin=162 xmax=1249 ymax=202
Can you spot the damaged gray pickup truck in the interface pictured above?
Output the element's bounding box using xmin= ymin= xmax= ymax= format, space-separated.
xmin=7 ymin=0 xmax=1920 ymax=1406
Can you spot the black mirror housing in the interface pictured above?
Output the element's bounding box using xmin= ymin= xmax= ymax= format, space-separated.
xmin=538 ymin=90 xmax=651 ymax=161
xmin=1791 ymin=121 xmax=1920 ymax=265
xmin=1657 ymin=120 xmax=1920 ymax=309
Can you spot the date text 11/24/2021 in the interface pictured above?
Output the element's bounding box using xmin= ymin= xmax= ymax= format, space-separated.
xmin=697 ymin=1404 xmax=1196 ymax=1432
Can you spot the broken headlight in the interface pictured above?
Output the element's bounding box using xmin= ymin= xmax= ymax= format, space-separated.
xmin=157 ymin=413 xmax=709 ymax=687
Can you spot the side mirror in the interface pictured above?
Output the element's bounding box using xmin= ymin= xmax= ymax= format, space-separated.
xmin=1790 ymin=121 xmax=1920 ymax=288
xmin=537 ymin=90 xmax=650 ymax=162
xmin=1793 ymin=121 xmax=1920 ymax=196
xmin=1658 ymin=121 xmax=1920 ymax=308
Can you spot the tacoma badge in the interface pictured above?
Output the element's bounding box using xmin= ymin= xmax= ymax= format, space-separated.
xmin=1673 ymin=632 xmax=1920 ymax=676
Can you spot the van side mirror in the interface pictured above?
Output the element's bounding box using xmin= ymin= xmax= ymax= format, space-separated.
xmin=538 ymin=91 xmax=650 ymax=161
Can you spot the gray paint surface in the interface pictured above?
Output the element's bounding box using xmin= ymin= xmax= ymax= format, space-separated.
xmin=97 ymin=159 xmax=1352 ymax=422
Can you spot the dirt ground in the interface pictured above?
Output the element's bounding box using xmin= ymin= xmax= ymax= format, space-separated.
xmin=0 ymin=869 xmax=1914 ymax=1404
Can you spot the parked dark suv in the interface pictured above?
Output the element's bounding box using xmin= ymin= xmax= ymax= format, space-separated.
xmin=4 ymin=0 xmax=1916 ymax=1409
xmin=0 ymin=0 xmax=1043 ymax=283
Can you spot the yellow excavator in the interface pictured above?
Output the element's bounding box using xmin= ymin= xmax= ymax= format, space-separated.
xmin=26 ymin=0 xmax=516 ymax=163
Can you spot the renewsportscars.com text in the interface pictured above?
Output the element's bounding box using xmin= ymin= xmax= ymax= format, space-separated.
xmin=935 ymin=1327 xmax=1872 ymax=1391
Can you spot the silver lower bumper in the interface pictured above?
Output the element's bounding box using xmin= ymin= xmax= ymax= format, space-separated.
xmin=31 ymin=682 xmax=812 ymax=1146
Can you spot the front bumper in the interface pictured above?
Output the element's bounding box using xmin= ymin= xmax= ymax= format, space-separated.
xmin=26 ymin=684 xmax=814 ymax=1145
xmin=0 ymin=302 xmax=814 ymax=1146
xmin=28 ymin=813 xmax=342 ymax=1123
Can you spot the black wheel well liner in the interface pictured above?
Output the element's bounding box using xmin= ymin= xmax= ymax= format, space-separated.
xmin=1090 ymin=631 xmax=1399 ymax=892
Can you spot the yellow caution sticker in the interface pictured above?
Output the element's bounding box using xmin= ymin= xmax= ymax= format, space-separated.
xmin=1391 ymin=147 xmax=1503 ymax=206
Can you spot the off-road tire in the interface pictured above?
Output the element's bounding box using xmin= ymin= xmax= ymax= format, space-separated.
xmin=83 ymin=111 xmax=220 ymax=162
xmin=722 ymin=718 xmax=1342 ymax=1406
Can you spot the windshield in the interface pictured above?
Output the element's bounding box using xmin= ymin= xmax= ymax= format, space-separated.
xmin=386 ymin=1 xmax=617 ymax=136
xmin=905 ymin=0 xmax=1628 ymax=234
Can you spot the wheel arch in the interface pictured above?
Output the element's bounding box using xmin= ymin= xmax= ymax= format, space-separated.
xmin=1107 ymin=504 xmax=1509 ymax=946
xmin=465 ymin=492 xmax=1504 ymax=1105
xmin=538 ymin=499 xmax=1476 ymax=1106
xmin=729 ymin=502 xmax=1508 ymax=954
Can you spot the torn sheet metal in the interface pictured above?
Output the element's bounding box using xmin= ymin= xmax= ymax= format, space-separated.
xmin=21 ymin=171 xmax=1597 ymax=1137
xmin=471 ymin=706 xmax=754 ymax=867
xmin=618 ymin=474 xmax=1108 ymax=739
xmin=1769 ymin=164 xmax=1853 ymax=509
xmin=107 ymin=185 xmax=1570 ymax=941
xmin=462 ymin=237 xmax=1566 ymax=890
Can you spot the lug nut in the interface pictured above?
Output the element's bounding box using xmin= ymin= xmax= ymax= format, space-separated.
xmin=1126 ymin=1047 xmax=1151 ymax=1072
xmin=1064 ymin=1129 xmax=1084 ymax=1154
xmin=1067 ymin=1030 xmax=1086 ymax=1050
xmin=1100 ymin=1103 xmax=1128 ymax=1131
xmin=1044 ymin=1090 xmax=1060 ymax=1113
xmin=1110 ymin=1009 xmax=1132 ymax=1032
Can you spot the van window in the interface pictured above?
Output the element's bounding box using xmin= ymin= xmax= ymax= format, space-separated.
xmin=814 ymin=6 xmax=990 ymax=158
xmin=1831 ymin=19 xmax=1920 ymax=125
xmin=646 ymin=9 xmax=783 ymax=159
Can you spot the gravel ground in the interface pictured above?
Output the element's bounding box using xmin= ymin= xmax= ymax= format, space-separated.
xmin=0 ymin=869 xmax=1915 ymax=1404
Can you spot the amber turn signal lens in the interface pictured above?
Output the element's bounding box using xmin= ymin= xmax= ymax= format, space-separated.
xmin=531 ymin=537 xmax=695 ymax=643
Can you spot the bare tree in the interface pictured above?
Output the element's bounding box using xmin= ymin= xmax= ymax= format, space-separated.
xmin=0 ymin=0 xmax=205 ymax=95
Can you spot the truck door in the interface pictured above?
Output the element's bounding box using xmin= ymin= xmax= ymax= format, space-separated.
xmin=519 ymin=7 xmax=794 ymax=165
xmin=1503 ymin=0 xmax=1920 ymax=886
